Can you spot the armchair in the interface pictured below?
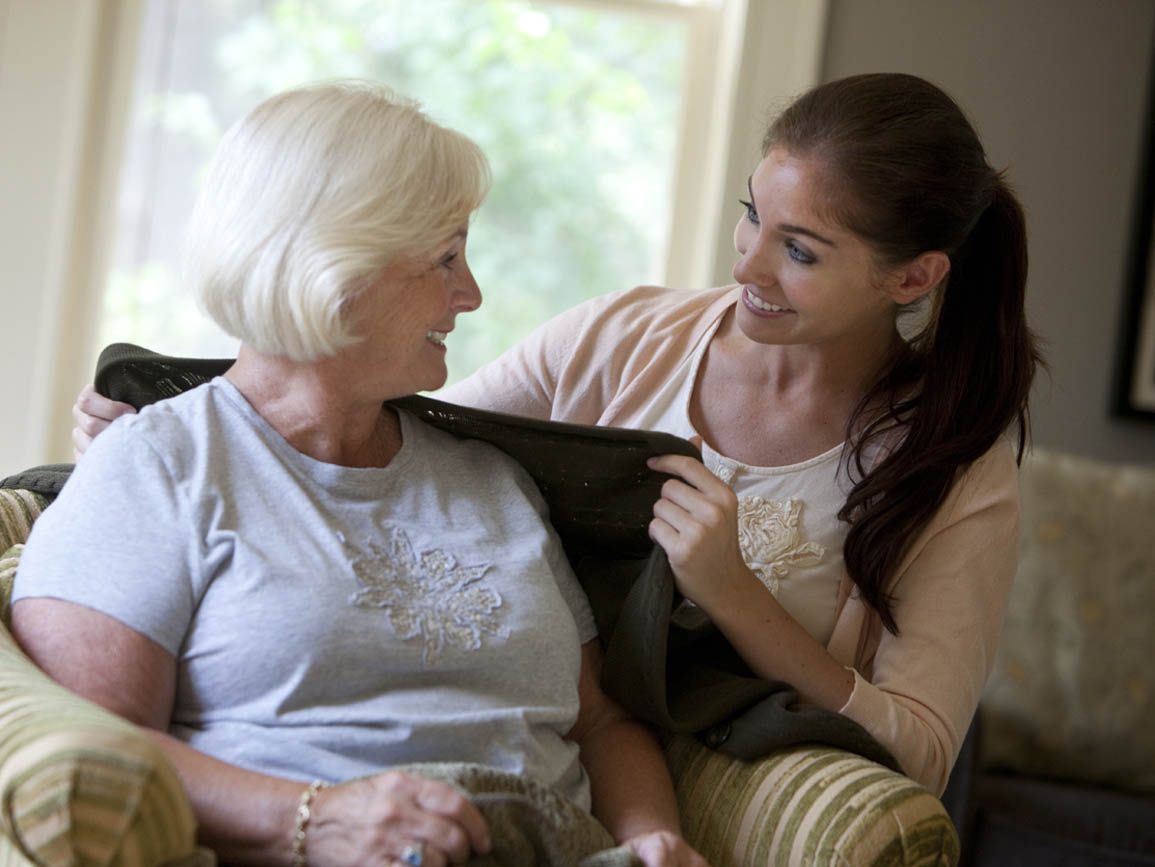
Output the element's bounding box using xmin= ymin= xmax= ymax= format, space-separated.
xmin=0 ymin=478 xmax=958 ymax=867
xmin=947 ymin=448 xmax=1155 ymax=865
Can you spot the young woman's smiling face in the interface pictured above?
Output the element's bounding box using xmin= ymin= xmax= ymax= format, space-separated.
xmin=732 ymin=148 xmax=904 ymax=354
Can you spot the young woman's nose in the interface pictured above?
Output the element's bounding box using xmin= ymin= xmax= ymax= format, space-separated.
xmin=732 ymin=227 xmax=771 ymax=287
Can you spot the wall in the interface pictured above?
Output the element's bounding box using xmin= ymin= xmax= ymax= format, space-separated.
xmin=0 ymin=0 xmax=139 ymax=472
xmin=821 ymin=0 xmax=1155 ymax=464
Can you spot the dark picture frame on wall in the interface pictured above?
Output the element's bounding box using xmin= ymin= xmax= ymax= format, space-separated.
xmin=1113 ymin=37 xmax=1155 ymax=421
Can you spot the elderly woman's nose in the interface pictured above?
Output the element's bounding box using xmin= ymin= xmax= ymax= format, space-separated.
xmin=456 ymin=268 xmax=482 ymax=311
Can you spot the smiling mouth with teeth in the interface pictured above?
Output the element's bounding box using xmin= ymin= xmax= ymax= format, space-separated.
xmin=426 ymin=330 xmax=447 ymax=346
xmin=745 ymin=289 xmax=791 ymax=313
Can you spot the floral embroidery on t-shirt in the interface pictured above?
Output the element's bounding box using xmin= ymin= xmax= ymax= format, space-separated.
xmin=345 ymin=527 xmax=509 ymax=663
xmin=736 ymin=495 xmax=824 ymax=593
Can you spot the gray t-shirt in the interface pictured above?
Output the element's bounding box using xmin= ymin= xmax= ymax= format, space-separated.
xmin=15 ymin=378 xmax=598 ymax=808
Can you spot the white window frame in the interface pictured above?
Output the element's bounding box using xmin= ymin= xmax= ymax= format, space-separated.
xmin=0 ymin=0 xmax=826 ymax=468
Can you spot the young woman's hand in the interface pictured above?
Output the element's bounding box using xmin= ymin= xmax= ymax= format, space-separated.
xmin=646 ymin=447 xmax=759 ymax=617
xmin=71 ymin=383 xmax=136 ymax=459
xmin=308 ymin=770 xmax=491 ymax=867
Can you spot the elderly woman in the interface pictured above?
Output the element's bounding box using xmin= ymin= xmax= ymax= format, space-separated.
xmin=13 ymin=82 xmax=704 ymax=867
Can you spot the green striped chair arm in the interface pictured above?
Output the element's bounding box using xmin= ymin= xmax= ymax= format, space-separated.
xmin=0 ymin=607 xmax=206 ymax=866
xmin=0 ymin=491 xmax=211 ymax=867
xmin=0 ymin=491 xmax=47 ymax=560
xmin=666 ymin=735 xmax=958 ymax=867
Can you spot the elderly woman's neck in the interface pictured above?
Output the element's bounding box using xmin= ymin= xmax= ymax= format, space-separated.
xmin=224 ymin=346 xmax=402 ymax=469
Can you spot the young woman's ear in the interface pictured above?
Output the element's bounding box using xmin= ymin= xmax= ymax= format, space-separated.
xmin=889 ymin=251 xmax=951 ymax=305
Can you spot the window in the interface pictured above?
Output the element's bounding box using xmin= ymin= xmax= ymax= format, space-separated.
xmin=0 ymin=0 xmax=824 ymax=466
xmin=101 ymin=0 xmax=699 ymax=387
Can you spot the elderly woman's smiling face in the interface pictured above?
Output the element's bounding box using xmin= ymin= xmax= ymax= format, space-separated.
xmin=343 ymin=225 xmax=481 ymax=398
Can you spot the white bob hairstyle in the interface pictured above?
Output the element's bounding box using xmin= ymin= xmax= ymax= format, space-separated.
xmin=185 ymin=80 xmax=491 ymax=362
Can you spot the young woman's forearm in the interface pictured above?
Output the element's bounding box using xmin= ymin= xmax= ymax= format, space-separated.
xmin=707 ymin=568 xmax=855 ymax=712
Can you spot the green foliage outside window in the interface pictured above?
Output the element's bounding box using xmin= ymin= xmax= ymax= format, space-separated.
xmin=102 ymin=0 xmax=686 ymax=388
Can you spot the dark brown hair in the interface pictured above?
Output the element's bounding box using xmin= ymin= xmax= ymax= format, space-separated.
xmin=764 ymin=72 xmax=1042 ymax=633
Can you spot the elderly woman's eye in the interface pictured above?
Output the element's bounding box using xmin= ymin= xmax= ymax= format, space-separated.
xmin=439 ymin=252 xmax=458 ymax=268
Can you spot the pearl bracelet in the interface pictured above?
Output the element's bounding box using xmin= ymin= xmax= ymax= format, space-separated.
xmin=291 ymin=779 xmax=329 ymax=867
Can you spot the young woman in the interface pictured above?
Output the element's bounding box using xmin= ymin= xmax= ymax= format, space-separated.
xmin=441 ymin=72 xmax=1038 ymax=795
xmin=71 ymin=72 xmax=1040 ymax=797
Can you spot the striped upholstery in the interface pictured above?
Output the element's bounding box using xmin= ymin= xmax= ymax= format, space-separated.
xmin=0 ymin=488 xmax=958 ymax=866
xmin=0 ymin=491 xmax=47 ymax=564
xmin=666 ymin=735 xmax=958 ymax=866
xmin=0 ymin=546 xmax=23 ymax=631
xmin=0 ymin=490 xmax=211 ymax=867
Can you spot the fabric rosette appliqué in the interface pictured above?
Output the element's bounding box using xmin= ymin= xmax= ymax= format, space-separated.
xmin=344 ymin=526 xmax=509 ymax=663
xmin=736 ymin=495 xmax=824 ymax=593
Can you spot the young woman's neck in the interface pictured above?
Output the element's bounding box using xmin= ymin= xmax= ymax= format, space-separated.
xmin=716 ymin=312 xmax=903 ymax=407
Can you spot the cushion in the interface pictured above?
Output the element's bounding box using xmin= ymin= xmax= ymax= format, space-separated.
xmin=0 ymin=490 xmax=47 ymax=557
xmin=0 ymin=545 xmax=21 ymax=630
xmin=0 ymin=538 xmax=206 ymax=867
xmin=664 ymin=736 xmax=959 ymax=866
xmin=981 ymin=449 xmax=1155 ymax=793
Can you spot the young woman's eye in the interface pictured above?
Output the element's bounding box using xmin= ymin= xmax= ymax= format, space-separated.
xmin=786 ymin=240 xmax=815 ymax=264
xmin=739 ymin=199 xmax=760 ymax=226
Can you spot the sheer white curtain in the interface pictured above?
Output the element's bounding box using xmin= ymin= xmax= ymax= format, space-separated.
xmin=0 ymin=0 xmax=826 ymax=468
xmin=99 ymin=0 xmax=695 ymax=383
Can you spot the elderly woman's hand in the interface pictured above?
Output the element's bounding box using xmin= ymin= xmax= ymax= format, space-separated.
xmin=71 ymin=383 xmax=136 ymax=459
xmin=307 ymin=770 xmax=491 ymax=867
xmin=624 ymin=830 xmax=710 ymax=867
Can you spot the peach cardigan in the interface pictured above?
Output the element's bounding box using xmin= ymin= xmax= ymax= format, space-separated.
xmin=442 ymin=285 xmax=1019 ymax=795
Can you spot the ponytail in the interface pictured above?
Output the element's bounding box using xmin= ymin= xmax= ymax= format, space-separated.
xmin=768 ymin=73 xmax=1043 ymax=634
xmin=839 ymin=177 xmax=1041 ymax=634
